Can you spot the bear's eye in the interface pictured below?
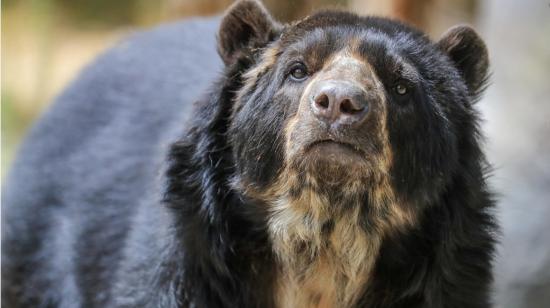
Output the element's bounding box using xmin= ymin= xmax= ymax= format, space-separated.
xmin=289 ymin=62 xmax=308 ymax=81
xmin=395 ymin=83 xmax=408 ymax=95
xmin=391 ymin=79 xmax=415 ymax=105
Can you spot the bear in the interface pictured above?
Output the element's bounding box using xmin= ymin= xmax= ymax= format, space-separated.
xmin=2 ymin=0 xmax=497 ymax=307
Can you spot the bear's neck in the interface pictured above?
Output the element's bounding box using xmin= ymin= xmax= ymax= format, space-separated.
xmin=267 ymin=190 xmax=381 ymax=308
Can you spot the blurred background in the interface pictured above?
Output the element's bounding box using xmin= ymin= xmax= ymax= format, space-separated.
xmin=2 ymin=0 xmax=549 ymax=307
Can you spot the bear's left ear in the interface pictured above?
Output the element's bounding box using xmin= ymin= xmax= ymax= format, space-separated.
xmin=438 ymin=25 xmax=489 ymax=96
xmin=218 ymin=0 xmax=281 ymax=66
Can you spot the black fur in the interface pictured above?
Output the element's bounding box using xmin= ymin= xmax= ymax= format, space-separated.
xmin=2 ymin=1 xmax=496 ymax=307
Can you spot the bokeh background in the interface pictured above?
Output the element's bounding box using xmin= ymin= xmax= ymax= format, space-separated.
xmin=2 ymin=0 xmax=549 ymax=307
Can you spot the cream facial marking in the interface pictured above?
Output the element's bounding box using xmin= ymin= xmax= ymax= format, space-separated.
xmin=257 ymin=49 xmax=418 ymax=307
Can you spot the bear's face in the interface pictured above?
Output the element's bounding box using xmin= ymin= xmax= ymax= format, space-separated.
xmin=220 ymin=1 xmax=488 ymax=210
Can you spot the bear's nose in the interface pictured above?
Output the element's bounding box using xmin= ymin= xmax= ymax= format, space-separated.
xmin=310 ymin=80 xmax=369 ymax=127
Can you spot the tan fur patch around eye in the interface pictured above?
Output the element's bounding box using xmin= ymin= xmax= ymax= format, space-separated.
xmin=232 ymin=46 xmax=280 ymax=116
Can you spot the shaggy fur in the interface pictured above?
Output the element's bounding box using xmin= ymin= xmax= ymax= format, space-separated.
xmin=2 ymin=1 xmax=496 ymax=307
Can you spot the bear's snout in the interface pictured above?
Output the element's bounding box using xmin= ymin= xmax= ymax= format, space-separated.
xmin=310 ymin=80 xmax=370 ymax=128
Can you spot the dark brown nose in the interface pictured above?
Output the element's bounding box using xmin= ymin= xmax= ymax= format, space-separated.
xmin=311 ymin=80 xmax=369 ymax=126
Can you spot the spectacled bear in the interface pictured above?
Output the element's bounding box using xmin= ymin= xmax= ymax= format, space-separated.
xmin=2 ymin=0 xmax=497 ymax=307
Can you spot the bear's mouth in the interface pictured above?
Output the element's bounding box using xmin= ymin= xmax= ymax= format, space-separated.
xmin=305 ymin=139 xmax=365 ymax=159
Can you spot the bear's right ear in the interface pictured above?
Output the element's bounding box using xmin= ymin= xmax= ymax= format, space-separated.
xmin=218 ymin=0 xmax=281 ymax=66
xmin=437 ymin=25 xmax=489 ymax=97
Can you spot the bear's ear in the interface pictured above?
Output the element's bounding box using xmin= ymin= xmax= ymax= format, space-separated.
xmin=438 ymin=25 xmax=489 ymax=96
xmin=218 ymin=0 xmax=281 ymax=66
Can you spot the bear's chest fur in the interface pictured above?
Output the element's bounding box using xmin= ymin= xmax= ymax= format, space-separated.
xmin=268 ymin=192 xmax=382 ymax=308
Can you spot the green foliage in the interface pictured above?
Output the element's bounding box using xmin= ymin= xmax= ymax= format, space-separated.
xmin=1 ymin=93 xmax=34 ymax=177
xmin=3 ymin=0 xmax=161 ymax=28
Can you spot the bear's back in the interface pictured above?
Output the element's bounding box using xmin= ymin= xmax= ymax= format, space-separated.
xmin=1 ymin=18 xmax=222 ymax=307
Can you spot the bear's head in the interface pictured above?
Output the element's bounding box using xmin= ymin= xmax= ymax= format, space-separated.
xmin=216 ymin=0 xmax=488 ymax=218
